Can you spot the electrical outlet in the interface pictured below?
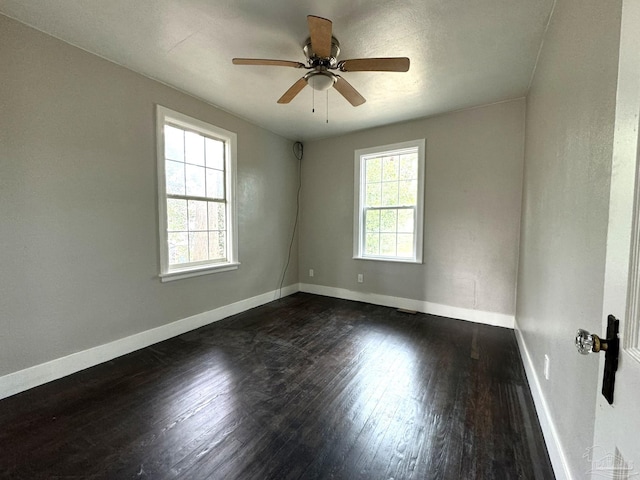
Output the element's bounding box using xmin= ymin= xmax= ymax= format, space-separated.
xmin=544 ymin=354 xmax=550 ymax=380
xmin=309 ymin=269 xmax=314 ymax=277
xmin=357 ymin=274 xmax=363 ymax=283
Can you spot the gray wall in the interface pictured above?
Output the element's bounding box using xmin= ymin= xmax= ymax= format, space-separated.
xmin=0 ymin=15 xmax=299 ymax=376
xmin=516 ymin=0 xmax=621 ymax=475
xmin=299 ymin=99 xmax=525 ymax=316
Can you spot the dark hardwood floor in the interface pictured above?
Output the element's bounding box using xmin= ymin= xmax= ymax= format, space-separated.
xmin=0 ymin=293 xmax=554 ymax=479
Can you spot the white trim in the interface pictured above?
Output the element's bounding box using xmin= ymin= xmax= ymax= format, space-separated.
xmin=353 ymin=139 xmax=426 ymax=263
xmin=159 ymin=262 xmax=240 ymax=282
xmin=514 ymin=320 xmax=572 ymax=480
xmin=624 ymin=102 xmax=640 ymax=361
xmin=352 ymin=255 xmax=423 ymax=264
xmin=0 ymin=284 xmax=300 ymax=401
xmin=156 ymin=105 xmax=239 ymax=279
xmin=299 ymin=283 xmax=514 ymax=328
xmin=0 ymin=283 xmax=517 ymax=401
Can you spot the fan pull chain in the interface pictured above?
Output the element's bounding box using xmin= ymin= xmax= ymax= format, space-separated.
xmin=326 ymin=89 xmax=329 ymax=124
xmin=312 ymin=82 xmax=315 ymax=113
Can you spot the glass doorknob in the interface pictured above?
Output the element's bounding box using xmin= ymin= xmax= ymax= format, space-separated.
xmin=576 ymin=316 xmax=620 ymax=405
xmin=575 ymin=328 xmax=603 ymax=354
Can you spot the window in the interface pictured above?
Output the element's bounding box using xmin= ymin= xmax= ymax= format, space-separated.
xmin=156 ymin=106 xmax=238 ymax=281
xmin=353 ymin=139 xmax=425 ymax=263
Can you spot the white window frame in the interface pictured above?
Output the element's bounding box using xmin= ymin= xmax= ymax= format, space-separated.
xmin=156 ymin=105 xmax=239 ymax=282
xmin=353 ymin=139 xmax=425 ymax=263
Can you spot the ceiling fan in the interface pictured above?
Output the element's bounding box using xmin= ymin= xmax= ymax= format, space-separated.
xmin=232 ymin=15 xmax=410 ymax=107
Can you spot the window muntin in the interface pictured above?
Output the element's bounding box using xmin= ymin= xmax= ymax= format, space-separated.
xmin=354 ymin=140 xmax=425 ymax=263
xmin=157 ymin=106 xmax=238 ymax=281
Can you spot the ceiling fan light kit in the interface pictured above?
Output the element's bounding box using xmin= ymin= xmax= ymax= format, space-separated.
xmin=305 ymin=71 xmax=335 ymax=91
xmin=232 ymin=15 xmax=410 ymax=107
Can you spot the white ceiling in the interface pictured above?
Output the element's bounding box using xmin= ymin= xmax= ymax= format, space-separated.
xmin=0 ymin=0 xmax=554 ymax=141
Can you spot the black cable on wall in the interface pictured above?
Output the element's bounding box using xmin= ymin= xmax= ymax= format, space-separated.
xmin=278 ymin=141 xmax=303 ymax=300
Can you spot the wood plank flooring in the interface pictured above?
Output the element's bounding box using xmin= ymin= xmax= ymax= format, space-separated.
xmin=0 ymin=293 xmax=554 ymax=479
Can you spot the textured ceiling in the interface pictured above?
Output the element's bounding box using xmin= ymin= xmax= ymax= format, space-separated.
xmin=0 ymin=0 xmax=554 ymax=140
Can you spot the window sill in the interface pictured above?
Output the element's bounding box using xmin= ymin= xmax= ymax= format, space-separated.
xmin=353 ymin=256 xmax=422 ymax=264
xmin=160 ymin=262 xmax=240 ymax=282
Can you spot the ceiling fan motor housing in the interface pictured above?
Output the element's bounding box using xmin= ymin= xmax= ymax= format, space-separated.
xmin=303 ymin=36 xmax=340 ymax=67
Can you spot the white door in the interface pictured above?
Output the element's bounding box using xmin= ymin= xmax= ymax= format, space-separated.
xmin=591 ymin=1 xmax=640 ymax=478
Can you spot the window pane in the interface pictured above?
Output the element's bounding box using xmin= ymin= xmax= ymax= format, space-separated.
xmin=165 ymin=160 xmax=185 ymax=195
xmin=380 ymin=233 xmax=396 ymax=256
xmin=206 ymin=169 xmax=225 ymax=199
xmin=209 ymin=231 xmax=226 ymax=260
xmin=398 ymin=180 xmax=417 ymax=206
xmin=165 ymin=125 xmax=184 ymax=162
xmin=366 ymin=183 xmax=381 ymax=207
xmin=167 ymin=199 xmax=187 ymax=231
xmin=397 ymin=209 xmax=414 ymax=233
xmin=356 ymin=142 xmax=422 ymax=263
xmin=206 ymin=138 xmax=225 ymax=170
xmin=366 ymin=157 xmax=382 ymax=183
xmin=185 ymin=131 xmax=205 ymax=166
xmin=381 ymin=182 xmax=399 ymax=206
xmin=189 ymin=232 xmax=209 ymax=262
xmin=188 ymin=200 xmax=208 ymax=231
xmin=186 ymin=164 xmax=206 ymax=197
xmin=380 ymin=209 xmax=397 ymax=232
xmin=382 ymin=156 xmax=399 ymax=181
xmin=365 ymin=210 xmax=380 ymax=232
xmin=365 ymin=233 xmax=379 ymax=255
xmin=168 ymin=232 xmax=188 ymax=265
xmin=160 ymin=107 xmax=237 ymax=274
xmin=399 ymin=154 xmax=417 ymax=180
xmin=397 ymin=234 xmax=414 ymax=258
xmin=208 ymin=202 xmax=226 ymax=231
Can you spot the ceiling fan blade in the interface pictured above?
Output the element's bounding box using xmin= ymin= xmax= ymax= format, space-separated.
xmin=339 ymin=57 xmax=410 ymax=72
xmin=232 ymin=58 xmax=305 ymax=68
xmin=307 ymin=15 xmax=332 ymax=58
xmin=277 ymin=77 xmax=308 ymax=104
xmin=333 ymin=76 xmax=366 ymax=107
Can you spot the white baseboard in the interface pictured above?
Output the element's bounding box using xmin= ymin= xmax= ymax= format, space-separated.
xmin=1 ymin=281 xmax=568 ymax=477
xmin=0 ymin=283 xmax=300 ymax=401
xmin=514 ymin=321 xmax=572 ymax=480
xmin=0 ymin=283 xmax=514 ymax=401
xmin=299 ymin=283 xmax=515 ymax=329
